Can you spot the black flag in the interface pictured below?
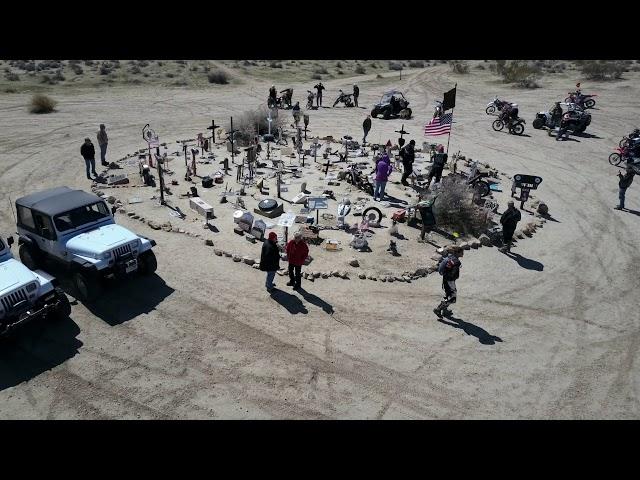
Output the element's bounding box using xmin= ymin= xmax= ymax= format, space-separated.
xmin=442 ymin=86 xmax=457 ymax=111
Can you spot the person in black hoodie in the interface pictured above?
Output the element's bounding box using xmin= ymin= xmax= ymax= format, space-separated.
xmin=362 ymin=115 xmax=372 ymax=144
xmin=353 ymin=84 xmax=359 ymax=107
xmin=314 ymin=82 xmax=325 ymax=107
xmin=400 ymin=139 xmax=416 ymax=186
xmin=260 ymin=232 xmax=281 ymax=292
xmin=434 ymin=246 xmax=463 ymax=318
xmin=499 ymin=200 xmax=521 ymax=252
xmin=80 ymin=137 xmax=97 ymax=180
xmin=615 ymin=165 xmax=636 ymax=210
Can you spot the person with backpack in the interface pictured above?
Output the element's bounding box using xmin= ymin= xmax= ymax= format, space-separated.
xmin=499 ymin=200 xmax=521 ymax=252
xmin=434 ymin=246 xmax=463 ymax=318
xmin=260 ymin=232 xmax=281 ymax=292
xmin=400 ymin=139 xmax=416 ymax=186
xmin=426 ymin=145 xmax=447 ymax=188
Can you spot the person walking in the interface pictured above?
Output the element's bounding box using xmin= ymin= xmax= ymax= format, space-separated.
xmin=426 ymin=145 xmax=447 ymax=188
xmin=81 ymin=137 xmax=97 ymax=180
xmin=362 ymin=115 xmax=372 ymax=144
xmin=434 ymin=246 xmax=463 ymax=318
xmin=615 ymin=165 xmax=636 ymax=210
xmin=400 ymin=139 xmax=416 ymax=186
xmin=260 ymin=232 xmax=281 ymax=292
xmin=314 ymin=82 xmax=325 ymax=107
xmin=374 ymin=151 xmax=392 ymax=201
xmin=97 ymin=124 xmax=109 ymax=167
xmin=292 ymin=102 xmax=301 ymax=128
xmin=353 ymin=84 xmax=359 ymax=107
xmin=286 ymin=231 xmax=309 ymax=290
xmin=499 ymin=200 xmax=521 ymax=252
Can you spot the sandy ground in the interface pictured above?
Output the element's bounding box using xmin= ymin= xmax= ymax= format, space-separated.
xmin=1 ymin=64 xmax=639 ymax=419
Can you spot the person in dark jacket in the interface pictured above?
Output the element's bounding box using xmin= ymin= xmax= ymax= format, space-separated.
xmin=400 ymin=139 xmax=416 ymax=186
xmin=353 ymin=84 xmax=359 ymax=107
xmin=615 ymin=165 xmax=636 ymax=210
xmin=314 ymin=82 xmax=325 ymax=107
xmin=81 ymin=137 xmax=97 ymax=180
xmin=499 ymin=200 xmax=521 ymax=252
xmin=269 ymin=85 xmax=277 ymax=105
xmin=426 ymin=144 xmax=447 ymax=188
xmin=285 ymin=231 xmax=309 ymax=290
xmin=550 ymin=102 xmax=563 ymax=127
xmin=362 ymin=115 xmax=372 ymax=144
xmin=260 ymin=232 xmax=281 ymax=292
xmin=434 ymin=246 xmax=463 ymax=318
xmin=97 ymin=124 xmax=109 ymax=166
xmin=292 ymin=102 xmax=301 ymax=127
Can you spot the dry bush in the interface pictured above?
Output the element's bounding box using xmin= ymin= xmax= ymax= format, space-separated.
xmin=311 ymin=74 xmax=322 ymax=80
xmin=433 ymin=176 xmax=490 ymax=236
xmin=207 ymin=69 xmax=229 ymax=84
xmin=337 ymin=70 xmax=344 ymax=75
xmin=580 ymin=60 xmax=625 ymax=80
xmin=172 ymin=80 xmax=188 ymax=86
xmin=5 ymin=72 xmax=19 ymax=81
xmin=335 ymin=61 xmax=342 ymax=68
xmin=408 ymin=60 xmax=424 ymax=68
xmin=242 ymin=60 xmax=257 ymax=66
xmin=29 ymin=94 xmax=57 ymax=114
xmin=354 ymin=65 xmax=366 ymax=74
xmin=137 ymin=60 xmax=149 ymax=67
xmin=449 ymin=60 xmax=469 ymax=74
xmin=314 ymin=67 xmax=328 ymax=74
xmin=227 ymin=106 xmax=284 ymax=145
xmin=40 ymin=74 xmax=57 ymax=85
xmin=475 ymin=64 xmax=485 ymax=70
xmin=388 ymin=62 xmax=403 ymax=71
xmin=495 ymin=60 xmax=541 ymax=88
xmin=370 ymin=62 xmax=378 ymax=69
xmin=376 ymin=74 xmax=383 ymax=79
xmin=53 ymin=70 xmax=65 ymax=81
xmin=269 ymin=61 xmax=283 ymax=69
xmin=99 ymin=65 xmax=112 ymax=75
xmin=129 ymin=65 xmax=141 ymax=74
xmin=166 ymin=72 xmax=175 ymax=78
xmin=71 ymin=64 xmax=83 ymax=75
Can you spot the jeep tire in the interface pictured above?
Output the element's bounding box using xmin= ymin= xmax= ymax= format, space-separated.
xmin=50 ymin=288 xmax=71 ymax=320
xmin=73 ymin=271 xmax=102 ymax=303
xmin=138 ymin=250 xmax=158 ymax=276
xmin=19 ymin=243 xmax=41 ymax=271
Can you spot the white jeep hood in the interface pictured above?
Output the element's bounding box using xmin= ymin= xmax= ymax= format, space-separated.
xmin=0 ymin=258 xmax=37 ymax=294
xmin=66 ymin=224 xmax=138 ymax=255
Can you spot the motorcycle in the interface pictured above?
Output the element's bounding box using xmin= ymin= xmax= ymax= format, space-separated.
xmin=467 ymin=171 xmax=491 ymax=197
xmin=333 ymin=90 xmax=354 ymax=108
xmin=344 ymin=163 xmax=374 ymax=196
xmin=492 ymin=116 xmax=526 ymax=135
xmin=564 ymin=92 xmax=597 ymax=109
xmin=619 ymin=130 xmax=640 ymax=148
xmin=485 ymin=97 xmax=510 ymax=115
xmin=608 ymin=145 xmax=640 ymax=167
xmin=306 ymin=90 xmax=316 ymax=109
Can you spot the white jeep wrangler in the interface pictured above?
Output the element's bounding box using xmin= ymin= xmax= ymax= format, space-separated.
xmin=15 ymin=187 xmax=158 ymax=302
xmin=1 ymin=235 xmax=71 ymax=337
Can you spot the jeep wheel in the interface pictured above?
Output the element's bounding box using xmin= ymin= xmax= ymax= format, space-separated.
xmin=51 ymin=289 xmax=71 ymax=320
xmin=138 ymin=250 xmax=158 ymax=275
xmin=19 ymin=243 xmax=41 ymax=270
xmin=73 ymin=272 xmax=102 ymax=302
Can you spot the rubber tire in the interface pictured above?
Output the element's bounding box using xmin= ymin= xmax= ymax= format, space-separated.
xmin=73 ymin=271 xmax=102 ymax=303
xmin=532 ymin=118 xmax=544 ymax=129
xmin=345 ymin=172 xmax=356 ymax=185
xmin=258 ymin=198 xmax=278 ymax=211
xmin=486 ymin=105 xmax=496 ymax=115
xmin=50 ymin=289 xmax=71 ymax=320
xmin=609 ymin=153 xmax=622 ymax=166
xmin=492 ymin=119 xmax=504 ymax=131
xmin=371 ymin=108 xmax=378 ymax=118
xmin=584 ymin=99 xmax=595 ymax=109
xmin=362 ymin=207 xmax=382 ymax=224
xmin=19 ymin=243 xmax=41 ymax=271
xmin=138 ymin=250 xmax=158 ymax=276
xmin=476 ymin=181 xmax=490 ymax=197
xmin=511 ymin=123 xmax=525 ymax=136
xmin=383 ymin=109 xmax=391 ymax=120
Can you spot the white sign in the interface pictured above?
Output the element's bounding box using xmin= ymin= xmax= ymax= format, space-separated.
xmin=308 ymin=197 xmax=328 ymax=210
xmin=277 ymin=212 xmax=296 ymax=228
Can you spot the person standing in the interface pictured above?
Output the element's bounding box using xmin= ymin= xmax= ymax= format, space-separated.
xmin=97 ymin=124 xmax=109 ymax=166
xmin=615 ymin=165 xmax=635 ymax=210
xmin=81 ymin=137 xmax=97 ymax=180
xmin=260 ymin=232 xmax=281 ymax=292
xmin=418 ymin=196 xmax=437 ymax=242
xmin=426 ymin=145 xmax=447 ymax=188
xmin=292 ymin=102 xmax=301 ymax=128
xmin=269 ymin=85 xmax=277 ymax=106
xmin=400 ymin=139 xmax=416 ymax=186
xmin=353 ymin=84 xmax=359 ymax=107
xmin=362 ymin=115 xmax=372 ymax=144
xmin=434 ymin=246 xmax=463 ymax=318
xmin=314 ymin=82 xmax=325 ymax=107
xmin=286 ymin=231 xmax=309 ymax=290
xmin=374 ymin=152 xmax=392 ymax=201
xmin=499 ymin=200 xmax=521 ymax=252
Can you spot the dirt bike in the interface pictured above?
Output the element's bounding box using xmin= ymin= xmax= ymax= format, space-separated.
xmin=306 ymin=91 xmax=316 ymax=109
xmin=608 ymin=146 xmax=639 ymax=166
xmin=344 ymin=163 xmax=374 ymax=196
xmin=492 ymin=116 xmax=526 ymax=135
xmin=333 ymin=90 xmax=354 ymax=108
xmin=564 ymin=92 xmax=597 ymax=109
xmin=619 ymin=131 xmax=640 ymax=148
xmin=467 ymin=171 xmax=491 ymax=197
xmin=486 ymin=97 xmax=510 ymax=115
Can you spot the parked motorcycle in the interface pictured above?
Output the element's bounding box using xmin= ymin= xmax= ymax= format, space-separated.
xmin=564 ymin=91 xmax=597 ymax=109
xmin=333 ymin=90 xmax=354 ymax=108
xmin=492 ymin=117 xmax=526 ymax=135
xmin=609 ymin=146 xmax=637 ymax=166
xmin=485 ymin=97 xmax=510 ymax=115
xmin=306 ymin=90 xmax=316 ymax=109
xmin=344 ymin=163 xmax=374 ymax=196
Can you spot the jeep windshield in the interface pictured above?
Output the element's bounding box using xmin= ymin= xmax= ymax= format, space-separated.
xmin=53 ymin=202 xmax=110 ymax=232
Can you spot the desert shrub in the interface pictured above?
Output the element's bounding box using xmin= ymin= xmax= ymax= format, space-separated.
xmin=376 ymin=74 xmax=383 ymax=79
xmin=354 ymin=65 xmax=366 ymax=74
xmin=207 ymin=69 xmax=229 ymax=84
xmin=36 ymin=60 xmax=61 ymax=71
xmin=370 ymin=62 xmax=378 ymax=69
xmin=143 ymin=73 xmax=149 ymax=77
xmin=439 ymin=59 xmax=448 ymax=64
xmin=311 ymin=74 xmax=322 ymax=80
xmin=580 ymin=60 xmax=625 ymax=80
xmin=138 ymin=60 xmax=149 ymax=67
xmin=129 ymin=65 xmax=141 ymax=74
xmin=40 ymin=74 xmax=57 ymax=84
xmin=408 ymin=60 xmax=424 ymax=68
xmin=166 ymin=72 xmax=175 ymax=78
xmin=432 ymin=177 xmax=490 ymax=235
xmin=227 ymin=105 xmax=284 ymax=145
xmin=449 ymin=60 xmax=469 ymax=74
xmin=29 ymin=94 xmax=57 ymax=114
xmin=99 ymin=65 xmax=112 ymax=75
xmin=314 ymin=67 xmax=328 ymax=74
xmin=24 ymin=62 xmax=35 ymax=71
xmin=335 ymin=62 xmax=342 ymax=68
xmin=5 ymin=88 xmax=17 ymax=93
xmin=269 ymin=61 xmax=283 ymax=68
xmin=71 ymin=64 xmax=84 ymax=75
xmin=157 ymin=61 xmax=164 ymax=66
xmin=495 ymin=60 xmax=541 ymax=88
xmin=242 ymin=60 xmax=257 ymax=66
xmin=53 ymin=70 xmax=65 ymax=81
xmin=475 ymin=64 xmax=485 ymax=70
xmin=125 ymin=77 xmax=142 ymax=85
xmin=388 ymin=62 xmax=403 ymax=71
xmin=172 ymin=80 xmax=188 ymax=86
xmin=5 ymin=72 xmax=19 ymax=81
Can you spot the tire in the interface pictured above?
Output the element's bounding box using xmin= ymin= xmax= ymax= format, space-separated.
xmin=19 ymin=243 xmax=41 ymax=270
xmin=371 ymin=108 xmax=378 ymax=118
xmin=584 ymin=99 xmax=595 ymax=109
xmin=510 ymin=123 xmax=525 ymax=136
xmin=138 ymin=250 xmax=158 ymax=276
xmin=476 ymin=181 xmax=490 ymax=197
xmin=73 ymin=271 xmax=102 ymax=303
xmin=486 ymin=105 xmax=496 ymax=115
xmin=50 ymin=289 xmax=71 ymax=321
xmin=492 ymin=119 xmax=504 ymax=131
xmin=383 ymin=109 xmax=391 ymax=120
xmin=532 ymin=118 xmax=544 ymax=129
xmin=345 ymin=172 xmax=356 ymax=185
xmin=362 ymin=207 xmax=382 ymax=224
xmin=609 ymin=153 xmax=622 ymax=166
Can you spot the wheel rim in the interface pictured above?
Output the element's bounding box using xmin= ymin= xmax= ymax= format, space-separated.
xmin=609 ymin=153 xmax=621 ymax=166
xmin=513 ymin=124 xmax=524 ymax=135
xmin=486 ymin=106 xmax=495 ymax=114
xmin=585 ymin=100 xmax=595 ymax=108
xmin=492 ymin=120 xmax=503 ymax=131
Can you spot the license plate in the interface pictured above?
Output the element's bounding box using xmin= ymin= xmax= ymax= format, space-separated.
xmin=125 ymin=259 xmax=138 ymax=273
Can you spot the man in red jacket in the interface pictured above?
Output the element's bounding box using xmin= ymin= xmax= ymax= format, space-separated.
xmin=286 ymin=230 xmax=309 ymax=290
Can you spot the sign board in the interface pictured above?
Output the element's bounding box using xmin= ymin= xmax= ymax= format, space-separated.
xmin=307 ymin=197 xmax=328 ymax=210
xmin=277 ymin=212 xmax=296 ymax=228
xmin=513 ymin=174 xmax=542 ymax=190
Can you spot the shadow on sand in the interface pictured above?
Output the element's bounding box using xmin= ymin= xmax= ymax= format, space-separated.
xmin=504 ymin=252 xmax=544 ymax=271
xmin=270 ymin=288 xmax=308 ymax=315
xmin=438 ymin=315 xmax=503 ymax=345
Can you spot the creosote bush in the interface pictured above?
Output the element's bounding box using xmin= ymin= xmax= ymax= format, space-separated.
xmin=432 ymin=176 xmax=490 ymax=236
xmin=495 ymin=60 xmax=541 ymax=88
xmin=388 ymin=62 xmax=403 ymax=71
xmin=29 ymin=94 xmax=57 ymax=114
xmin=354 ymin=65 xmax=366 ymax=74
xmin=207 ymin=69 xmax=229 ymax=84
xmin=580 ymin=60 xmax=625 ymax=80
xmin=449 ymin=60 xmax=469 ymax=74
xmin=227 ymin=106 xmax=284 ymax=145
xmin=408 ymin=60 xmax=424 ymax=68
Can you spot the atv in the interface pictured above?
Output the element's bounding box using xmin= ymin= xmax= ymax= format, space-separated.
xmin=533 ymin=103 xmax=591 ymax=133
xmin=371 ymin=90 xmax=412 ymax=120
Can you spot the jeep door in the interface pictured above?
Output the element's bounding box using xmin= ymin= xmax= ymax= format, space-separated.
xmin=32 ymin=212 xmax=62 ymax=258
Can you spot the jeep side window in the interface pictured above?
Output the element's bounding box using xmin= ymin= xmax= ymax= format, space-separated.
xmin=33 ymin=213 xmax=56 ymax=240
xmin=17 ymin=205 xmax=36 ymax=230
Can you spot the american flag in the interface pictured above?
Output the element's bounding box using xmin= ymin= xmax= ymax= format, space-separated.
xmin=424 ymin=113 xmax=453 ymax=136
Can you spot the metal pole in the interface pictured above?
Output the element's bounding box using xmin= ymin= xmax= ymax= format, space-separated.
xmin=445 ymin=84 xmax=457 ymax=155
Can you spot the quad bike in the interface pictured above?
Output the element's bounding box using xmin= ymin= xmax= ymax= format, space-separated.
xmin=371 ymin=90 xmax=412 ymax=120
xmin=533 ymin=104 xmax=591 ymax=132
xmin=565 ymin=91 xmax=597 ymax=109
xmin=267 ymin=96 xmax=285 ymax=109
xmin=485 ymin=97 xmax=510 ymax=115
xmin=333 ymin=90 xmax=354 ymax=108
xmin=492 ymin=117 xmax=526 ymax=135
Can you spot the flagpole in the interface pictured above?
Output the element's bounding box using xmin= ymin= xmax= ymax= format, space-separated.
xmin=445 ymin=83 xmax=457 ymax=155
